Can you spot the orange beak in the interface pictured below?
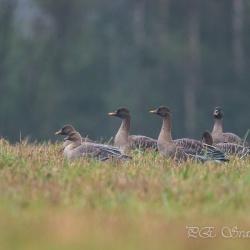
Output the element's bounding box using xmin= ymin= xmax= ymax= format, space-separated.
xmin=108 ymin=112 xmax=117 ymax=116
xmin=55 ymin=130 xmax=62 ymax=135
xmin=149 ymin=110 xmax=157 ymax=114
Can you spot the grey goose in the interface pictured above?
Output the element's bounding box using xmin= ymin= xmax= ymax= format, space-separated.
xmin=108 ymin=108 xmax=157 ymax=151
xmin=149 ymin=106 xmax=228 ymax=162
xmin=202 ymin=130 xmax=249 ymax=159
xmin=212 ymin=107 xmax=246 ymax=145
xmin=63 ymin=131 xmax=131 ymax=161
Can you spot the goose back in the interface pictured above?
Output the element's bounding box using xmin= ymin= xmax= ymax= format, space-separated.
xmin=64 ymin=131 xmax=131 ymax=161
xmin=202 ymin=130 xmax=250 ymax=159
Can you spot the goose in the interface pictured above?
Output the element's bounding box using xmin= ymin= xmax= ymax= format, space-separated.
xmin=55 ymin=124 xmax=94 ymax=149
xmin=202 ymin=130 xmax=249 ymax=159
xmin=55 ymin=124 xmax=126 ymax=157
xmin=149 ymin=106 xmax=228 ymax=162
xmin=63 ymin=131 xmax=131 ymax=161
xmin=108 ymin=108 xmax=157 ymax=151
xmin=212 ymin=107 xmax=245 ymax=145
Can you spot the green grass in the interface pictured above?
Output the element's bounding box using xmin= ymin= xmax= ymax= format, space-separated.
xmin=0 ymin=139 xmax=250 ymax=250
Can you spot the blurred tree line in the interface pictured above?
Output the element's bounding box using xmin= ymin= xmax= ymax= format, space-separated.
xmin=0 ymin=0 xmax=249 ymax=143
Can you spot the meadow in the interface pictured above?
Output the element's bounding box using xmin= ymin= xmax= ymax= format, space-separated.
xmin=0 ymin=139 xmax=250 ymax=250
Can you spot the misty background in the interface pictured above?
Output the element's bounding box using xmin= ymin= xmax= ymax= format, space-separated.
xmin=0 ymin=0 xmax=249 ymax=143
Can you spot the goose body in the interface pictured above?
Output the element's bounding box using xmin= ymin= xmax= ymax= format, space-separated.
xmin=202 ymin=130 xmax=250 ymax=159
xmin=108 ymin=108 xmax=157 ymax=151
xmin=212 ymin=107 xmax=245 ymax=145
xmin=150 ymin=106 xmax=228 ymax=162
xmin=64 ymin=131 xmax=131 ymax=161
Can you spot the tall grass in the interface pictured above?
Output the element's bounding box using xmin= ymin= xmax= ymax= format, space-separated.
xmin=0 ymin=139 xmax=250 ymax=249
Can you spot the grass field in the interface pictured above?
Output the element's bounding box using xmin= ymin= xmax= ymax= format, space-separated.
xmin=0 ymin=139 xmax=250 ymax=250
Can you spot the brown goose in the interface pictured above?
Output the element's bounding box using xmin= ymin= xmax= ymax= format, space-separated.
xmin=63 ymin=131 xmax=131 ymax=161
xmin=212 ymin=107 xmax=245 ymax=145
xmin=55 ymin=124 xmax=94 ymax=149
xmin=149 ymin=106 xmax=228 ymax=162
xmin=108 ymin=108 xmax=157 ymax=151
xmin=202 ymin=130 xmax=249 ymax=159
